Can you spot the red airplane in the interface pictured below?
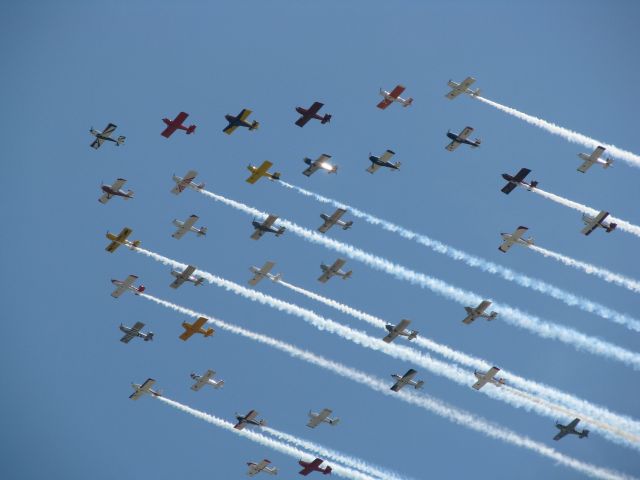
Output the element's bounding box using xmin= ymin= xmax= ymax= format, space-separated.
xmin=377 ymin=85 xmax=413 ymax=109
xmin=295 ymin=102 xmax=331 ymax=128
xmin=161 ymin=112 xmax=196 ymax=138
xmin=298 ymin=458 xmax=332 ymax=476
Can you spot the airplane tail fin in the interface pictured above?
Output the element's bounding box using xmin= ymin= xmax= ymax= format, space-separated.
xmin=464 ymin=307 xmax=473 ymax=314
xmin=488 ymin=312 xmax=498 ymax=321
xmin=403 ymin=97 xmax=414 ymax=107
xmin=474 ymin=138 xmax=482 ymax=146
xmin=276 ymin=227 xmax=286 ymax=237
xmin=125 ymin=190 xmax=134 ymax=199
xmin=194 ymin=277 xmax=205 ymax=286
xmin=271 ymin=172 xmax=281 ymax=180
xmin=529 ymin=180 xmax=539 ymax=189
xmin=343 ymin=221 xmax=353 ymax=230
xmin=145 ymin=332 xmax=154 ymax=341
xmin=250 ymin=121 xmax=259 ymax=131
xmin=603 ymin=158 xmax=613 ymax=169
xmin=472 ymin=88 xmax=481 ymax=97
xmin=324 ymin=466 xmax=332 ymax=475
xmin=187 ymin=125 xmax=196 ymax=134
xmin=581 ymin=430 xmax=589 ymax=438
xmin=393 ymin=161 xmax=402 ymax=170
xmin=136 ymin=285 xmax=146 ymax=294
xmin=197 ymin=182 xmax=205 ymax=190
xmin=329 ymin=418 xmax=340 ymax=426
xmin=607 ymin=223 xmax=617 ymax=233
xmin=321 ymin=114 xmax=332 ymax=124
xmin=272 ymin=273 xmax=282 ymax=283
xmin=408 ymin=331 xmax=418 ymax=340
xmin=304 ymin=157 xmax=312 ymax=165
xmin=197 ymin=226 xmax=208 ymax=237
xmin=343 ymin=270 xmax=353 ymax=280
xmin=116 ymin=136 xmax=126 ymax=145
xmin=415 ymin=380 xmax=425 ymax=389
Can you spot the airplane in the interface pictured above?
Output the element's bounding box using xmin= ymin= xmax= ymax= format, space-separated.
xmin=90 ymin=123 xmax=125 ymax=149
xmin=224 ymin=108 xmax=259 ymax=134
xmin=172 ymin=214 xmax=207 ymax=239
xmin=577 ymin=146 xmax=612 ymax=173
xmin=307 ymin=408 xmax=339 ymax=428
xmin=499 ymin=226 xmax=534 ymax=253
xmin=554 ymin=418 xmax=589 ymax=441
xmin=302 ymin=154 xmax=337 ymax=177
xmin=445 ymin=126 xmax=481 ymax=151
xmin=119 ymin=322 xmax=153 ymax=343
xmin=295 ymin=102 xmax=331 ymax=127
xmin=105 ymin=227 xmax=141 ymax=253
xmin=462 ymin=301 xmax=497 ymax=324
xmin=247 ymin=459 xmax=278 ymax=476
xmin=171 ymin=170 xmax=204 ymax=195
xmin=129 ymin=378 xmax=161 ymax=400
xmin=161 ymin=111 xmax=196 ymax=138
xmin=179 ymin=316 xmax=214 ymax=341
xmin=318 ymin=258 xmax=352 ymax=283
xmin=248 ymin=261 xmax=282 ymax=286
xmin=501 ymin=168 xmax=538 ymax=194
xmin=472 ymin=366 xmax=505 ymax=390
xmin=298 ymin=458 xmax=332 ymax=476
xmin=383 ymin=319 xmax=418 ymax=343
xmin=234 ymin=410 xmax=266 ymax=430
xmin=390 ymin=368 xmax=424 ymax=392
xmin=251 ymin=215 xmax=286 ymax=240
xmin=170 ymin=265 xmax=205 ymax=289
xmin=317 ymin=208 xmax=352 ymax=234
xmin=111 ymin=275 xmax=145 ymax=298
xmin=581 ymin=211 xmax=617 ymax=236
xmin=377 ymin=84 xmax=413 ymax=109
xmin=99 ymin=178 xmax=134 ymax=204
xmin=445 ymin=76 xmax=481 ymax=100
xmin=246 ymin=161 xmax=281 ymax=184
xmin=367 ymin=149 xmax=401 ymax=174
xmin=190 ymin=369 xmax=224 ymax=391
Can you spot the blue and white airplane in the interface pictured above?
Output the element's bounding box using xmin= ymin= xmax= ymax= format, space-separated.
xmin=367 ymin=149 xmax=401 ymax=174
xmin=445 ymin=126 xmax=481 ymax=151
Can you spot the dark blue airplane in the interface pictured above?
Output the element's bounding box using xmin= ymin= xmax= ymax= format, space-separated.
xmin=223 ymin=108 xmax=259 ymax=135
xmin=445 ymin=126 xmax=481 ymax=151
xmin=501 ymin=168 xmax=538 ymax=194
xmin=367 ymin=149 xmax=401 ymax=174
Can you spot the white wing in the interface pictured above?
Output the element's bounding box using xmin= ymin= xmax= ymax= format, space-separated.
xmin=111 ymin=178 xmax=127 ymax=191
xmin=458 ymin=126 xmax=474 ymax=140
xmin=379 ymin=150 xmax=395 ymax=164
xmin=366 ymin=162 xmax=381 ymax=174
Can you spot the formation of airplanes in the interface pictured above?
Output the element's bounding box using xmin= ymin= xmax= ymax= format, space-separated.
xmin=99 ymin=76 xmax=611 ymax=478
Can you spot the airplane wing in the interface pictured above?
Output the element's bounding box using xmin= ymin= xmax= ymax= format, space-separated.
xmin=171 ymin=170 xmax=198 ymax=194
xmin=567 ymin=418 xmax=580 ymax=430
xmin=102 ymin=123 xmax=117 ymax=137
xmin=170 ymin=276 xmax=187 ymax=289
xmin=248 ymin=460 xmax=271 ymax=476
xmin=111 ymin=178 xmax=127 ymax=191
xmin=577 ymin=159 xmax=594 ymax=173
xmin=318 ymin=208 xmax=346 ymax=233
xmin=170 ymin=265 xmax=195 ymax=289
xmin=98 ymin=192 xmax=111 ymax=204
xmin=111 ymin=275 xmax=137 ymax=298
xmin=460 ymin=77 xmax=475 ymax=90
xmin=578 ymin=146 xmax=606 ymax=173
xmin=129 ymin=378 xmax=155 ymax=400
xmin=445 ymin=140 xmax=460 ymax=152
xmin=191 ymin=370 xmax=215 ymax=391
xmin=553 ymin=429 xmax=568 ymax=441
xmin=476 ymin=300 xmax=491 ymax=313
xmin=172 ymin=225 xmax=188 ymax=240
xmin=472 ymin=367 xmax=499 ymax=390
xmin=120 ymin=321 xmax=145 ymax=343
xmin=499 ymin=227 xmax=527 ymax=253
xmin=173 ymin=111 xmax=189 ymax=124
xmin=90 ymin=137 xmax=104 ymax=149
xmin=376 ymin=98 xmax=393 ymax=109
xmin=161 ymin=123 xmax=178 ymax=138
xmin=382 ymin=329 xmax=399 ymax=343
xmin=246 ymin=161 xmax=273 ymax=184
xmin=239 ymin=109 xmax=252 ymax=121
xmin=251 ymin=228 xmax=265 ymax=240
xmin=173 ymin=215 xmax=199 ymax=239
xmin=500 ymin=182 xmax=518 ymax=194
xmin=391 ymin=369 xmax=417 ymax=392
xmin=325 ymin=259 xmax=346 ymax=277
xmin=581 ymin=211 xmax=608 ymax=235
xmin=191 ymin=316 xmax=208 ymax=332
xmin=179 ymin=323 xmax=196 ymax=341
xmin=307 ymin=102 xmax=323 ymax=116
xmin=262 ymin=215 xmax=277 ymax=229
xmin=302 ymin=161 xmax=320 ymax=177
xmin=223 ymin=124 xmax=238 ymax=135
xmin=366 ymin=162 xmax=381 ymax=174
xmin=379 ymin=150 xmax=395 ymax=164
xmin=512 ymin=168 xmax=531 ymax=183
xmin=249 ymin=261 xmax=275 ymax=286
xmin=445 ymin=78 xmax=475 ymax=100
xmin=395 ymin=319 xmax=411 ymax=332
xmin=462 ymin=308 xmax=477 ymax=324
xmin=458 ymin=126 xmax=474 ymax=140
xmin=307 ymin=409 xmax=332 ymax=428
xmin=295 ymin=115 xmax=312 ymax=128
xmin=388 ymin=85 xmax=405 ymax=99
xmin=318 ymin=269 xmax=333 ymax=283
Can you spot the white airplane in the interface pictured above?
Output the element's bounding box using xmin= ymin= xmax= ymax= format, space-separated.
xmin=307 ymin=408 xmax=340 ymax=428
xmin=111 ymin=275 xmax=145 ymax=298
xmin=170 ymin=265 xmax=205 ymax=289
xmin=318 ymin=258 xmax=352 ymax=283
xmin=390 ymin=368 xmax=424 ymax=392
xmin=318 ymin=208 xmax=353 ymax=234
xmin=581 ymin=211 xmax=617 ymax=236
xmin=554 ymin=418 xmax=589 ymax=441
xmin=303 ymin=154 xmax=338 ymax=177
xmin=190 ymin=369 xmax=224 ymax=391
xmin=172 ymin=214 xmax=207 ymax=239
xmin=577 ymin=146 xmax=612 ymax=173
xmin=377 ymin=84 xmax=413 ymax=109
xmin=90 ymin=123 xmax=125 ymax=149
xmin=367 ymin=149 xmax=401 ymax=174
xmin=462 ymin=301 xmax=497 ymax=324
xmin=445 ymin=76 xmax=480 ymax=100
xmin=129 ymin=378 xmax=161 ymax=400
xmin=248 ymin=261 xmax=282 ymax=286
xmin=383 ymin=319 xmax=418 ymax=343
xmin=499 ymin=226 xmax=534 ymax=253
xmin=251 ymin=215 xmax=286 ymax=240
xmin=472 ymin=367 xmax=505 ymax=390
xmin=99 ymin=178 xmax=134 ymax=204
xmin=119 ymin=322 xmax=153 ymax=343
xmin=171 ymin=170 xmax=204 ymax=195
xmin=247 ymin=459 xmax=278 ymax=476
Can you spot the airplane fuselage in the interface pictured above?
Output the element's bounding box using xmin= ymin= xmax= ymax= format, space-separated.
xmin=446 ymin=132 xmax=480 ymax=147
xmin=111 ymin=278 xmax=145 ymax=294
xmin=101 ymin=185 xmax=132 ymax=198
xmin=119 ymin=324 xmax=153 ymax=341
xmin=369 ymin=156 xmax=400 ymax=169
xmin=320 ymin=214 xmax=351 ymax=230
xmin=500 ymin=232 xmax=534 ymax=247
xmin=501 ymin=173 xmax=538 ymax=190
xmin=320 ymin=264 xmax=350 ymax=279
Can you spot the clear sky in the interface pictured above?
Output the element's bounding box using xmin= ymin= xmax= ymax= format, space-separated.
xmin=2 ymin=1 xmax=639 ymax=479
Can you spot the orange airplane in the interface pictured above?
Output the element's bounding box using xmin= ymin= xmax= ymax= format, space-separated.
xmin=179 ymin=317 xmax=214 ymax=341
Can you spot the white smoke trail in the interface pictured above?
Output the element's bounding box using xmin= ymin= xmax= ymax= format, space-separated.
xmin=278 ymin=280 xmax=640 ymax=441
xmin=156 ymin=397 xmax=375 ymax=480
xmin=531 ymin=187 xmax=640 ymax=238
xmin=279 ymin=181 xmax=640 ymax=330
xmin=263 ymin=427 xmax=408 ymax=480
xmin=474 ymin=95 xmax=640 ymax=168
xmin=132 ymin=246 xmax=639 ymax=448
xmin=194 ymin=189 xmax=640 ymax=370
xmin=529 ymin=245 xmax=640 ymax=294
xmin=142 ymin=295 xmax=635 ymax=480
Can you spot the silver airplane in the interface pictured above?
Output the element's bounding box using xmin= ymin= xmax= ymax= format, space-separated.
xmin=472 ymin=367 xmax=505 ymax=390
xmin=303 ymin=154 xmax=337 ymax=176
xmin=499 ymin=226 xmax=534 ymax=253
xmin=383 ymin=319 xmax=418 ymax=343
xmin=119 ymin=322 xmax=153 ymax=343
xmin=129 ymin=378 xmax=161 ymax=400
xmin=172 ymin=214 xmax=207 ymax=239
xmin=171 ymin=170 xmax=204 ymax=195
xmin=90 ymin=123 xmax=125 ymax=149
xmin=390 ymin=368 xmax=424 ymax=392
xmin=251 ymin=215 xmax=286 ymax=240
xmin=248 ymin=261 xmax=282 ymax=286
xmin=190 ymin=369 xmax=224 ymax=391
xmin=577 ymin=146 xmax=612 ymax=173
xmin=318 ymin=208 xmax=353 ymax=234
xmin=247 ymin=459 xmax=278 ymax=476
xmin=169 ymin=265 xmax=205 ymax=289
xmin=462 ymin=301 xmax=497 ymax=324
xmin=445 ymin=77 xmax=481 ymax=100
xmin=581 ymin=211 xmax=617 ymax=236
xmin=554 ymin=418 xmax=589 ymax=441
xmin=307 ymin=408 xmax=340 ymax=428
xmin=318 ymin=258 xmax=352 ymax=283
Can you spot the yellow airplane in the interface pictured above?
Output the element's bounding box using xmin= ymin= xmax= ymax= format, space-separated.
xmin=105 ymin=227 xmax=141 ymax=253
xmin=246 ymin=160 xmax=281 ymax=184
xmin=223 ymin=108 xmax=259 ymax=135
xmin=179 ymin=317 xmax=215 ymax=341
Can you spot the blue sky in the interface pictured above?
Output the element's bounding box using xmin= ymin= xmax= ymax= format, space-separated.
xmin=2 ymin=1 xmax=639 ymax=478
